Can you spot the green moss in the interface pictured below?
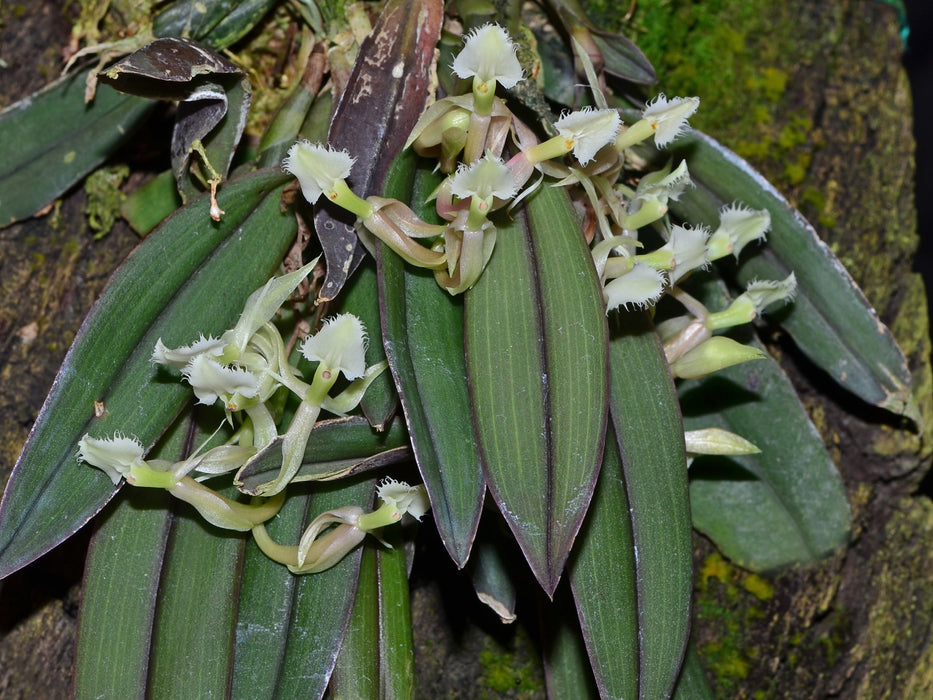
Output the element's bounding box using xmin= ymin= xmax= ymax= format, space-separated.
xmin=624 ymin=1 xmax=822 ymax=191
xmin=694 ymin=552 xmax=779 ymax=695
xmin=83 ymin=165 xmax=129 ymax=239
xmin=478 ymin=645 xmax=542 ymax=697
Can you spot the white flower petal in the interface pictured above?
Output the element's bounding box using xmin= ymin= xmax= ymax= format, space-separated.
xmin=745 ymin=273 xmax=797 ymax=312
xmin=643 ymin=94 xmax=700 ymax=147
xmin=151 ymin=334 xmax=226 ymax=369
xmin=709 ymin=203 xmax=771 ymax=258
xmin=603 ymin=262 xmax=666 ymax=312
xmin=283 ymin=141 xmax=355 ymax=204
xmin=300 ymin=313 xmax=368 ymax=380
xmin=377 ymin=478 xmax=431 ymax=521
xmin=182 ymin=355 xmax=260 ymax=406
xmin=668 ymin=224 xmax=710 ymax=284
xmin=634 ymin=159 xmax=692 ymax=203
xmin=449 ymin=153 xmax=517 ymax=201
xmin=77 ymin=433 xmax=145 ymax=485
xmin=451 ymin=23 xmax=523 ymax=88
xmin=555 ymin=107 xmax=622 ymax=164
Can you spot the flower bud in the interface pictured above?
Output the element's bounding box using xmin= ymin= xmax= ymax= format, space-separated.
xmin=670 ymin=336 xmax=764 ymax=379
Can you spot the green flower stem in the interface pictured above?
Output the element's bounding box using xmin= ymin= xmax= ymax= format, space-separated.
xmin=251 ymin=523 xmax=300 ymax=567
xmin=522 ymin=134 xmax=573 ymax=166
xmin=126 ymin=463 xmax=177 ymax=489
xmin=329 ymin=179 xmax=375 ymax=220
xmin=635 ymin=248 xmax=675 ymax=271
xmin=463 ymin=110 xmax=492 ymax=164
xmin=465 ymin=195 xmax=492 ymax=232
xmin=356 ymin=501 xmax=401 ymax=531
xmin=256 ymin=399 xmax=322 ymax=497
xmin=621 ymin=198 xmax=666 ymax=231
xmin=615 ymin=119 xmax=655 ymax=151
xmin=472 ymin=77 xmax=496 ymax=116
xmin=306 ymin=362 xmax=339 ymax=406
xmin=168 ymin=478 xmax=285 ymax=531
xmin=706 ymin=296 xmax=757 ymax=330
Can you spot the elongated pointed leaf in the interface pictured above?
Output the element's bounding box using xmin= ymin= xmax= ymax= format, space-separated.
xmin=469 ymin=524 xmax=518 ymax=624
xmin=569 ymin=423 xmax=638 ymax=699
xmin=608 ymin=312 xmax=691 ymax=700
xmin=75 ymin=490 xmax=174 ymax=699
xmin=374 ymin=528 xmax=416 ymax=699
xmin=331 ymin=547 xmax=381 ymax=699
xmin=672 ymin=642 xmax=715 ymax=700
xmin=679 ymin=275 xmax=851 ymax=571
xmin=340 ymin=262 xmax=398 ymax=429
xmin=375 ymin=151 xmax=483 ymax=567
xmin=147 ymin=495 xmax=244 ymax=697
xmin=330 ymin=527 xmax=415 ymax=699
xmin=541 ymin=586 xmax=600 ymax=699
xmin=233 ymin=478 xmax=373 ymax=698
xmin=0 ymin=73 xmax=152 ymax=226
xmin=465 ymin=184 xmax=609 ymax=595
xmin=669 ymin=129 xmax=914 ymax=418
xmin=0 ymin=168 xmax=296 ymax=580
xmin=314 ymin=0 xmax=443 ymax=301
xmin=152 ymin=0 xmax=279 ymax=50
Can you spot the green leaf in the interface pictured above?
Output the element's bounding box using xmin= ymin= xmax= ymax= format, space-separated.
xmin=374 ymin=528 xmax=416 ymax=699
xmin=152 ymin=0 xmax=279 ymax=50
xmin=607 ymin=311 xmax=691 ymax=699
xmin=330 ymin=527 xmax=415 ymax=699
xmin=679 ymin=276 xmax=851 ymax=571
xmin=232 ymin=478 xmax=372 ymax=698
xmin=376 ymin=153 xmax=484 ymax=568
xmin=465 ymin=184 xmax=609 ymax=595
xmin=121 ymin=169 xmax=182 ymax=235
xmin=672 ymin=642 xmax=715 ymax=700
xmin=569 ymin=423 xmax=638 ymax=700
xmin=541 ymin=586 xmax=599 ymax=699
xmin=0 ymin=74 xmax=152 ymax=226
xmin=469 ymin=522 xmax=518 ymax=624
xmin=669 ymin=129 xmax=914 ymax=418
xmin=147 ymin=496 xmax=244 ymax=697
xmin=331 ymin=546 xmax=381 ymax=699
xmin=74 ymin=490 xmax=173 ymax=699
xmin=340 ymin=261 xmax=399 ymax=429
xmin=0 ymin=168 xmax=296 ymax=580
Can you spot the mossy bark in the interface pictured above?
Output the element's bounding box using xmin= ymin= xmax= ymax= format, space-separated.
xmin=645 ymin=1 xmax=933 ymax=698
xmin=0 ymin=1 xmax=929 ymax=698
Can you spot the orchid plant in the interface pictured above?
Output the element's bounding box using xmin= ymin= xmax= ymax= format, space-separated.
xmin=0 ymin=0 xmax=916 ymax=697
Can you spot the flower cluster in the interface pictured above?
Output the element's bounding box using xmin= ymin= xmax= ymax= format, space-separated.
xmin=77 ymin=264 xmax=427 ymax=573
